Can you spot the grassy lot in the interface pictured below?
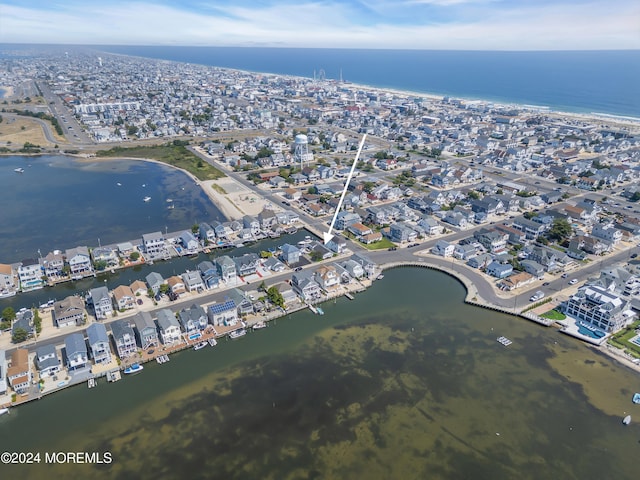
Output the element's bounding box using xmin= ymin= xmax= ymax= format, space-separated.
xmin=540 ymin=309 xmax=566 ymax=320
xmin=342 ymin=230 xmax=396 ymax=250
xmin=96 ymin=143 xmax=225 ymax=181
xmin=608 ymin=320 xmax=640 ymax=359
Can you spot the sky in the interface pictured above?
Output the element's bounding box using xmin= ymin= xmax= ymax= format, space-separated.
xmin=0 ymin=0 xmax=638 ymax=50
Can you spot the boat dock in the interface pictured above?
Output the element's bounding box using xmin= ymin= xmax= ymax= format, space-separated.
xmin=156 ymin=354 xmax=170 ymax=364
xmin=344 ymin=292 xmax=354 ymax=300
xmin=87 ymin=378 xmax=96 ymax=388
xmin=208 ymin=338 xmax=218 ymax=347
xmin=106 ymin=370 xmax=121 ymax=383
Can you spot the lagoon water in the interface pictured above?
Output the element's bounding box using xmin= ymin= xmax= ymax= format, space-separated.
xmin=0 ymin=155 xmax=225 ymax=262
xmin=1 ymin=268 xmax=637 ymax=480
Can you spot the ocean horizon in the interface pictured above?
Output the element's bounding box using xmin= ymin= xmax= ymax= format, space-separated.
xmin=89 ymin=46 xmax=640 ymax=119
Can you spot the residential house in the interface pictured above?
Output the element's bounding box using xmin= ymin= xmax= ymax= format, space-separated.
xmin=132 ymin=311 xmax=159 ymax=350
xmin=130 ymin=280 xmax=148 ymax=297
xmin=145 ymin=272 xmax=165 ymax=295
xmin=498 ymin=272 xmax=536 ymax=291
xmin=65 ymin=246 xmax=93 ymax=277
xmin=390 ymin=222 xmax=417 ymax=243
xmin=166 ymin=275 xmax=187 ymax=299
xmin=291 ymin=271 xmax=322 ymax=302
xmin=512 ymin=218 xmax=547 ymax=240
xmin=264 ymin=256 xmax=286 ymax=272
xmin=233 ymin=253 xmax=261 ymax=277
xmin=40 ymin=251 xmax=64 ymax=279
xmin=443 ymin=212 xmax=468 ymax=229
xmin=340 ymin=259 xmax=365 ymax=279
xmin=64 ymin=332 xmax=89 ymax=372
xmin=35 ymin=344 xmax=61 ymax=378
xmin=454 ymin=243 xmax=478 ymax=261
xmin=216 ymin=256 xmax=237 ymax=284
xmin=156 ymin=309 xmax=182 ymax=345
xmin=284 ymin=188 xmax=303 ymax=201
xmin=12 ymin=308 xmax=34 ymax=339
xmin=486 ymin=261 xmax=513 ymax=279
xmin=432 ymin=240 xmax=455 ymax=257
xmin=86 ymin=322 xmax=112 ymax=365
xmin=179 ymin=231 xmax=199 ymax=253
xmin=417 ymin=217 xmax=444 ymax=236
xmin=178 ymin=304 xmax=209 ymax=333
xmin=142 ymin=232 xmax=166 ymax=258
xmin=53 ymin=295 xmax=86 ymax=327
xmin=350 ymin=252 xmax=377 ymax=278
xmin=18 ymin=259 xmax=43 ymax=291
xmin=91 ymin=246 xmax=119 ymax=268
xmin=258 ymin=209 xmax=278 ymax=230
xmin=199 ymin=222 xmax=217 ymax=244
xmin=243 ymin=215 xmax=261 ymax=236
xmin=281 ymin=244 xmax=302 ymax=265
xmin=347 ymin=222 xmax=373 ymax=238
xmin=474 ymin=228 xmax=508 ymax=253
xmin=520 ymin=260 xmax=545 ymax=278
xmin=181 ymin=270 xmax=204 ymax=292
xmin=565 ymin=285 xmax=635 ymax=333
xmin=467 ymin=253 xmax=493 ymax=269
xmin=326 ymin=235 xmax=347 ymax=253
xmin=315 ymin=265 xmax=340 ymax=292
xmin=112 ymin=285 xmax=136 ymax=311
xmin=208 ymin=300 xmax=239 ymax=327
xmin=227 ymin=289 xmax=254 ymax=315
xmin=272 ymin=282 xmax=298 ymax=306
xmin=89 ymin=286 xmax=113 ymax=320
xmin=197 ymin=261 xmax=220 ymax=289
xmin=110 ymin=319 xmax=137 ymax=359
xmin=310 ymin=242 xmax=333 ymax=260
xmin=7 ymin=349 xmax=31 ymax=394
xmin=336 ymin=211 xmax=362 ymax=230
xmin=582 ymin=236 xmax=611 ymax=255
xmin=591 ymin=223 xmax=622 ymax=246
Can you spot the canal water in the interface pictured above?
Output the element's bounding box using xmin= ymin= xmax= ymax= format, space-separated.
xmin=1 ymin=268 xmax=638 ymax=480
xmin=0 ymin=155 xmax=225 ymax=262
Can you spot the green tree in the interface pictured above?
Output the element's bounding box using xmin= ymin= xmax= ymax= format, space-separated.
xmin=191 ymin=223 xmax=200 ymax=234
xmin=159 ymin=283 xmax=170 ymax=295
xmin=33 ymin=308 xmax=42 ymax=334
xmin=2 ymin=306 xmax=16 ymax=322
xmin=467 ymin=191 xmax=480 ymax=200
xmin=547 ymin=218 xmax=573 ymax=242
xmin=266 ymin=286 xmax=285 ymax=308
xmin=310 ymin=251 xmax=324 ymax=262
xmin=94 ymin=260 xmax=108 ymax=271
xmin=12 ymin=327 xmax=29 ymax=343
xmin=129 ymin=251 xmax=140 ymax=261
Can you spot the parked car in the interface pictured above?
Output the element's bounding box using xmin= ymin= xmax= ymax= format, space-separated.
xmin=561 ymin=273 xmax=568 ymax=278
xmin=543 ymin=282 xmax=550 ymax=286
xmin=294 ymin=267 xmax=303 ymax=272
xmin=631 ymin=253 xmax=638 ymax=259
xmin=569 ymin=279 xmax=578 ymax=285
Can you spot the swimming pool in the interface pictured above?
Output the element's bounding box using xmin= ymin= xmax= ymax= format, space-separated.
xmin=630 ymin=336 xmax=640 ymax=347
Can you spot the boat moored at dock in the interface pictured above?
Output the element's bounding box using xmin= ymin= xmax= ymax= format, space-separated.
xmin=229 ymin=328 xmax=247 ymax=339
xmin=124 ymin=363 xmax=144 ymax=374
xmin=193 ymin=341 xmax=208 ymax=351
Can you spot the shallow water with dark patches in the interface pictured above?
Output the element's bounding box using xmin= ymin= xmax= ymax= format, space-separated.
xmin=1 ymin=268 xmax=638 ymax=480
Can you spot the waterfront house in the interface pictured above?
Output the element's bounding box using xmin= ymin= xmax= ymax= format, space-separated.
xmin=53 ymin=295 xmax=86 ymax=327
xmin=227 ymin=288 xmax=254 ymax=315
xmin=326 ymin=235 xmax=347 ymax=253
xmin=498 ymin=272 xmax=536 ymax=291
xmin=340 ymin=259 xmax=365 ymax=279
xmin=233 ymin=253 xmax=261 ymax=277
xmin=199 ymin=223 xmax=217 ymax=244
xmin=216 ymin=256 xmax=237 ymax=284
xmin=197 ymin=261 xmax=220 ymax=289
xmin=157 ymin=309 xmax=182 ymax=345
xmin=166 ymin=276 xmax=187 ymax=299
xmin=208 ymin=299 xmax=239 ymax=327
xmin=179 ymin=304 xmax=209 ymax=333
xmin=113 ymin=285 xmax=136 ymax=311
xmin=35 ymin=344 xmax=61 ymax=378
xmin=291 ymin=271 xmax=322 ymax=302
xmin=486 ymin=261 xmax=513 ymax=279
xmin=272 ymin=282 xmax=298 ymax=306
xmin=132 ymin=311 xmax=159 ymax=350
xmin=315 ymin=265 xmax=340 ymax=292
xmin=0 ymin=350 xmax=6 ymax=394
xmin=258 ymin=209 xmax=278 ymax=230
xmin=145 ymin=272 xmax=165 ymax=295
xmin=310 ymin=242 xmax=333 ymax=260
xmin=89 ymin=286 xmax=113 ymax=320
xmin=179 ymin=231 xmax=199 ymax=253
xmin=0 ymin=264 xmax=15 ymax=295
xmin=13 ymin=308 xmax=35 ymax=339
xmin=281 ymin=244 xmax=301 ymax=265
xmin=263 ymin=256 xmax=285 ymax=272
xmin=432 ymin=240 xmax=455 ymax=258
xmin=64 ymin=333 xmax=88 ymax=372
xmin=467 ymin=253 xmax=493 ymax=270
xmin=181 ymin=270 xmax=204 ymax=292
xmin=86 ymin=322 xmax=112 ymax=365
xmin=40 ymin=251 xmax=65 ymax=279
xmin=565 ymin=285 xmax=635 ymax=333
xmin=65 ymin=246 xmax=93 ymax=277
xmin=142 ymin=231 xmax=166 ymax=258
xmin=91 ymin=246 xmax=119 ymax=268
xmin=110 ymin=319 xmax=137 ymax=359
xmin=117 ymin=242 xmax=135 ymax=257
xmin=7 ymin=349 xmax=31 ymax=394
xmin=130 ymin=280 xmax=147 ymax=297
xmin=351 ymin=252 xmax=377 ymax=278
xmin=18 ymin=259 xmax=43 ymax=291
xmin=243 ymin=215 xmax=261 ymax=236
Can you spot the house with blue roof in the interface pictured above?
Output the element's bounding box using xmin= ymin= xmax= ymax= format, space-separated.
xmin=281 ymin=243 xmax=301 ymax=265
xmin=486 ymin=261 xmax=513 ymax=279
xmin=157 ymin=309 xmax=182 ymax=345
xmin=86 ymin=322 xmax=112 ymax=365
xmin=110 ymin=319 xmax=137 ymax=359
xmin=178 ymin=304 xmax=208 ymax=335
xmin=64 ymin=332 xmax=88 ymax=372
xmin=35 ymin=344 xmax=61 ymax=378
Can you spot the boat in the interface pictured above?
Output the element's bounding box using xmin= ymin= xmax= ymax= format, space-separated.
xmin=229 ymin=329 xmax=247 ymax=339
xmin=622 ymin=415 xmax=631 ymax=425
xmin=208 ymin=337 xmax=218 ymax=346
xmin=116 ymin=182 xmax=122 ymax=186
xmin=497 ymin=336 xmax=513 ymax=346
xmin=14 ymin=167 xmax=25 ymax=173
xmin=193 ymin=341 xmax=208 ymax=350
xmin=143 ymin=196 xmax=151 ymax=202
xmin=308 ymin=304 xmax=318 ymax=314
xmin=377 ymin=274 xmax=385 ymax=280
xmin=124 ymin=363 xmax=144 ymax=374
xmin=316 ymin=307 xmax=325 ymax=316
xmin=0 ymin=407 xmax=9 ymax=416
xmin=156 ymin=356 xmax=164 ymax=364
xmin=633 ymin=393 xmax=640 ymax=404
xmin=252 ymin=321 xmax=267 ymax=330
xmin=166 ymin=198 xmax=173 ymax=203
xmin=87 ymin=378 xmax=96 ymax=388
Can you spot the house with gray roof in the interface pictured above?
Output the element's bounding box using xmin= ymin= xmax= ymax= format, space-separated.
xmin=390 ymin=222 xmax=417 ymax=243
xmin=227 ymin=288 xmax=254 ymax=315
xmin=467 ymin=253 xmax=493 ymax=269
xmin=326 ymin=235 xmax=347 ymax=254
xmin=145 ymin=272 xmax=165 ymax=295
xmin=64 ymin=333 xmax=88 ymax=372
xmin=208 ymin=299 xmax=239 ymax=326
xmin=281 ymin=244 xmax=301 ymax=265
xmin=157 ymin=309 xmax=182 ymax=345
xmin=178 ymin=304 xmax=208 ymax=335
xmin=35 ymin=344 xmax=61 ymax=378
xmin=263 ymin=256 xmax=285 ymax=272
xmin=89 ymin=286 xmax=113 ymax=320
xmin=233 ymin=253 xmax=260 ymax=277
xmin=291 ymin=271 xmax=322 ymax=302
xmin=13 ymin=308 xmax=34 ymax=339
xmin=179 ymin=231 xmax=199 ymax=253
xmin=110 ymin=319 xmax=137 ymax=359
xmin=486 ymin=261 xmax=513 ymax=279
xmin=142 ymin=231 xmax=166 ymax=257
xmin=132 ymin=311 xmax=158 ymax=350
xmin=53 ymin=295 xmax=86 ymax=328
xmin=243 ymin=215 xmax=261 ymax=236
xmin=86 ymin=322 xmax=112 ymax=365
xmin=199 ymin=223 xmax=216 ymax=244
xmin=216 ymin=255 xmax=237 ymax=284
xmin=197 ymin=260 xmax=220 ymax=289
xmin=520 ymin=259 xmax=545 ymax=278
xmin=65 ymin=246 xmax=93 ymax=277
xmin=181 ymin=270 xmax=204 ymax=292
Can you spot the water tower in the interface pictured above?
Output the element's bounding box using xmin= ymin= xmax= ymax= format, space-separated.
xmin=294 ymin=134 xmax=313 ymax=167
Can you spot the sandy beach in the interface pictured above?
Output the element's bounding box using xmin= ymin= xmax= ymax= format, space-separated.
xmin=201 ymin=176 xmax=270 ymax=221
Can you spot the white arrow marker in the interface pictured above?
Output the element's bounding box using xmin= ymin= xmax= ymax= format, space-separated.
xmin=323 ymin=133 xmax=367 ymax=245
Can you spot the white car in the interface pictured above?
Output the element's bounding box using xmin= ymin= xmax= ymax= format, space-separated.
xmin=569 ymin=279 xmax=578 ymax=285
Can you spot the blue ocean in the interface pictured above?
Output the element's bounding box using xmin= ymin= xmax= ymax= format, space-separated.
xmin=96 ymin=46 xmax=640 ymax=118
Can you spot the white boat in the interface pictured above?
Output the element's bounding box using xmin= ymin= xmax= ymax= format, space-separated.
xmin=377 ymin=274 xmax=385 ymax=280
xmin=14 ymin=167 xmax=25 ymax=173
xmin=622 ymin=415 xmax=631 ymax=425
xmin=497 ymin=336 xmax=513 ymax=346
xmin=166 ymin=198 xmax=173 ymax=203
xmin=143 ymin=196 xmax=151 ymax=202
xmin=193 ymin=341 xmax=208 ymax=351
xmin=229 ymin=329 xmax=247 ymax=339
xmin=116 ymin=182 xmax=122 ymax=186
xmin=252 ymin=322 xmax=267 ymax=330
xmin=124 ymin=363 xmax=144 ymax=374
xmin=0 ymin=407 xmax=9 ymax=416
xmin=208 ymin=337 xmax=218 ymax=346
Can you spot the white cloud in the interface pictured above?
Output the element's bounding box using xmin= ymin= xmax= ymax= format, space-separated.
xmin=0 ymin=1 xmax=638 ymax=49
